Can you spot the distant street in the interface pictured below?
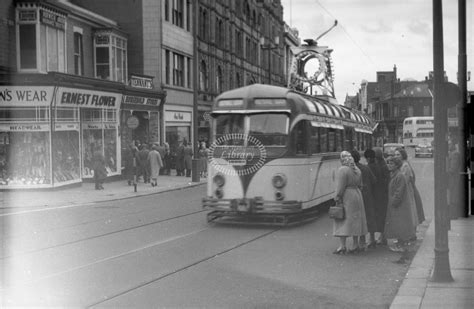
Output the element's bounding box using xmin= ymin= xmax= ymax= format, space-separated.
xmin=1 ymin=152 xmax=434 ymax=308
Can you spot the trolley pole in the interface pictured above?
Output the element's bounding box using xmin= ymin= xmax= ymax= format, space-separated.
xmin=431 ymin=0 xmax=453 ymax=282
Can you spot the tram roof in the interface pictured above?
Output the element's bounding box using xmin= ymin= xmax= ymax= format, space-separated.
xmin=213 ymin=84 xmax=372 ymax=126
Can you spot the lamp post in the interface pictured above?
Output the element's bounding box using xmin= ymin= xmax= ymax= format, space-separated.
xmin=431 ymin=0 xmax=453 ymax=282
xmin=191 ymin=0 xmax=200 ymax=183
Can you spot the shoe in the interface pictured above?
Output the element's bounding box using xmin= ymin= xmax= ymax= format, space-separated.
xmin=333 ymin=247 xmax=346 ymax=255
xmin=389 ymin=245 xmax=404 ymax=252
xmin=347 ymin=247 xmax=360 ymax=254
xmin=367 ymin=242 xmax=376 ymax=249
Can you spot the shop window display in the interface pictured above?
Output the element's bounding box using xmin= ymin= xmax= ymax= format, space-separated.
xmin=0 ymin=132 xmax=51 ymax=186
xmin=82 ymin=129 xmax=102 ymax=177
xmin=104 ymin=128 xmax=117 ymax=174
xmin=52 ymin=131 xmax=80 ymax=183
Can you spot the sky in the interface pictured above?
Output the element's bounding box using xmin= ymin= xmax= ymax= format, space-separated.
xmin=280 ymin=0 xmax=473 ymax=104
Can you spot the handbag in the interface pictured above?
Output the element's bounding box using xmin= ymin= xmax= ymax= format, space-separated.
xmin=328 ymin=200 xmax=345 ymax=220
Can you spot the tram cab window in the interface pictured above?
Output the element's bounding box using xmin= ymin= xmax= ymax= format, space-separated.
xmin=215 ymin=114 xmax=245 ymax=145
xmin=248 ymin=113 xmax=288 ymax=146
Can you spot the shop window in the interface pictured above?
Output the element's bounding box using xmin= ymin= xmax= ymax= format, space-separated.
xmin=0 ymin=132 xmax=51 ymax=186
xmin=0 ymin=107 xmax=49 ymax=122
xmin=94 ymin=32 xmax=127 ymax=83
xmin=52 ymin=130 xmax=80 ymax=183
xmin=54 ymin=107 xmax=79 ymax=122
xmin=17 ymin=7 xmax=66 ymax=73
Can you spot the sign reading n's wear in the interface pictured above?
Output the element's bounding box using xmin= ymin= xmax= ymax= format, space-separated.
xmin=56 ymin=87 xmax=121 ymax=109
xmin=0 ymin=86 xmax=54 ymax=106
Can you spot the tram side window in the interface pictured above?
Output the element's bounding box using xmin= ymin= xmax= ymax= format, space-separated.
xmin=320 ymin=128 xmax=328 ymax=153
xmin=336 ymin=130 xmax=343 ymax=152
xmin=328 ymin=129 xmax=336 ymax=152
xmin=310 ymin=126 xmax=320 ymax=154
xmin=293 ymin=120 xmax=308 ymax=154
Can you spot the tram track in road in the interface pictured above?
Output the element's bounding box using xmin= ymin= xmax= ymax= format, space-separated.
xmin=86 ymin=227 xmax=281 ymax=308
xmin=1 ymin=207 xmax=209 ymax=260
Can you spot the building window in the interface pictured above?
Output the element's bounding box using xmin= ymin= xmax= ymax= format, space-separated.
xmin=164 ymin=0 xmax=169 ymax=21
xmin=94 ymin=32 xmax=127 ymax=82
xmin=73 ymin=32 xmax=83 ymax=75
xmin=423 ymin=105 xmax=430 ymax=116
xmin=199 ymin=7 xmax=208 ymax=40
xmin=173 ymin=53 xmax=184 ymax=86
xmin=16 ymin=8 xmax=66 ymax=73
xmin=200 ymin=60 xmax=208 ymax=91
xmin=187 ymin=58 xmax=192 ymax=88
xmin=172 ymin=0 xmax=184 ymax=28
xmin=165 ymin=50 xmax=170 ymax=84
xmin=216 ymin=66 xmax=223 ymax=94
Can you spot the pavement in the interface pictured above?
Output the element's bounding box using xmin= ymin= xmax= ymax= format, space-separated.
xmin=1 ymin=176 xmax=472 ymax=308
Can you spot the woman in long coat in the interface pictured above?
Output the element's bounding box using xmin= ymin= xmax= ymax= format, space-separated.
xmin=333 ymin=151 xmax=368 ymax=254
xmin=175 ymin=141 xmax=185 ymax=176
xmin=148 ymin=145 xmax=163 ymax=187
xmin=183 ymin=141 xmax=193 ymax=177
xmin=372 ymin=148 xmax=390 ymax=244
xmin=351 ymin=149 xmax=377 ymax=249
xmin=92 ymin=147 xmax=107 ymax=190
xmin=384 ymin=156 xmax=416 ymax=257
xmin=394 ymin=148 xmax=419 ymax=239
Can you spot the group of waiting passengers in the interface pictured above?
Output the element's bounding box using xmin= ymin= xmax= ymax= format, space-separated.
xmin=332 ymin=147 xmax=425 ymax=264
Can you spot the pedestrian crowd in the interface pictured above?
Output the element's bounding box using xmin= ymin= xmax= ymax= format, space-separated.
xmin=120 ymin=139 xmax=209 ymax=188
xmin=331 ymin=146 xmax=425 ymax=264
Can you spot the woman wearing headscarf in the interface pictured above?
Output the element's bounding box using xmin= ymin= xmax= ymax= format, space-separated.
xmin=394 ymin=148 xmax=421 ymax=239
xmin=351 ymin=149 xmax=377 ymax=249
xmin=332 ymin=151 xmax=368 ymax=254
xmin=373 ymin=148 xmax=390 ymax=245
xmin=384 ymin=155 xmax=416 ymax=262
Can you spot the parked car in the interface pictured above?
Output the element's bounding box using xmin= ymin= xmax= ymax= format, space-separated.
xmin=383 ymin=143 xmax=405 ymax=158
xmin=415 ymin=143 xmax=433 ymax=158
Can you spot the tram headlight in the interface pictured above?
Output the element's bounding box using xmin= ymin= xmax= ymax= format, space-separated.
xmin=272 ymin=173 xmax=287 ymax=188
xmin=213 ymin=173 xmax=225 ymax=187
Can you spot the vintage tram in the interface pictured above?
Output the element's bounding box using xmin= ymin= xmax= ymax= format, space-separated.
xmin=202 ymin=84 xmax=373 ymax=225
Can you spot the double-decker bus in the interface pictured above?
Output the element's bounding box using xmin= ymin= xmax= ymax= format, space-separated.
xmin=202 ymin=84 xmax=373 ymax=225
xmin=402 ymin=116 xmax=434 ymax=147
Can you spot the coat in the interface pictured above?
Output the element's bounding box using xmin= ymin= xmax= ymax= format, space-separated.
xmin=356 ymin=162 xmax=377 ymax=233
xmin=400 ymin=161 xmax=419 ymax=229
xmin=333 ymin=165 xmax=368 ymax=237
xmin=370 ymin=158 xmax=390 ymax=232
xmin=148 ymin=149 xmax=163 ymax=179
xmin=92 ymin=151 xmax=107 ymax=180
xmin=175 ymin=144 xmax=185 ymax=170
xmin=384 ymin=168 xmax=416 ymax=241
xmin=183 ymin=145 xmax=193 ymax=170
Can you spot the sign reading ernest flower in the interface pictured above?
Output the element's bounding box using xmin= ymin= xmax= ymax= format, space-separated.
xmin=209 ymin=134 xmax=266 ymax=176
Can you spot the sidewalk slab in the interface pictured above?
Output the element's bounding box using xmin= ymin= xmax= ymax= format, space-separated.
xmin=390 ymin=217 xmax=473 ymax=309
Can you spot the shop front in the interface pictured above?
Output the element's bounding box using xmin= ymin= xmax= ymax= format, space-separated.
xmin=0 ymin=85 xmax=80 ymax=188
xmin=55 ymin=86 xmax=122 ymax=180
xmin=120 ymin=87 xmax=165 ymax=149
xmin=165 ymin=109 xmax=192 ymax=167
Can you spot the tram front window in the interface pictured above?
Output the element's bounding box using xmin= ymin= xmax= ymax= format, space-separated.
xmin=248 ymin=113 xmax=288 ymax=146
xmin=215 ymin=114 xmax=245 ymax=145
